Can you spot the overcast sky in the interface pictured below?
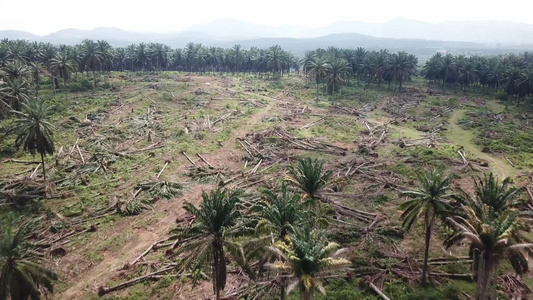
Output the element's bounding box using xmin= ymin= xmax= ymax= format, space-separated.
xmin=1 ymin=0 xmax=531 ymax=35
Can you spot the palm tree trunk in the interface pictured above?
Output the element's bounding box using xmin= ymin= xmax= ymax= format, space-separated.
xmin=92 ymin=70 xmax=96 ymax=88
xmin=476 ymin=255 xmax=494 ymax=300
xmin=421 ymin=219 xmax=433 ymax=284
xmin=41 ymin=152 xmax=47 ymax=188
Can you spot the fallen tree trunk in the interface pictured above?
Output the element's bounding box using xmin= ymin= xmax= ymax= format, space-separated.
xmin=369 ymin=282 xmax=390 ymax=300
xmin=98 ymin=266 xmax=175 ymax=296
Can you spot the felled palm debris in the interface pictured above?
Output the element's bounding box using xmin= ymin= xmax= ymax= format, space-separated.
xmin=239 ymin=127 xmax=347 ymax=163
xmin=0 ymin=178 xmax=46 ymax=207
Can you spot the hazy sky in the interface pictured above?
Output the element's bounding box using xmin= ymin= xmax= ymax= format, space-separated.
xmin=1 ymin=0 xmax=532 ymax=35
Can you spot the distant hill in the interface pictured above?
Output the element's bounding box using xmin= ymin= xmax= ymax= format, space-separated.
xmin=185 ymin=19 xmax=533 ymax=45
xmin=0 ymin=30 xmax=39 ymax=41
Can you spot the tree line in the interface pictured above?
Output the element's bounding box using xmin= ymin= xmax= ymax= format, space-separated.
xmin=422 ymin=52 xmax=533 ymax=107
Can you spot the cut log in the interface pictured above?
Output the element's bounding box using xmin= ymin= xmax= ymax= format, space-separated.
xmin=457 ymin=150 xmax=468 ymax=165
xmin=196 ymin=153 xmax=214 ymax=169
xmin=30 ymin=163 xmax=42 ymax=178
xmin=238 ymin=140 xmax=254 ymax=158
xmin=156 ymin=160 xmax=171 ymax=179
xmin=76 ymin=144 xmax=86 ymax=165
xmin=3 ymin=159 xmax=41 ymax=164
xmin=299 ymin=117 xmax=326 ymax=130
xmin=181 ymin=151 xmax=199 ymax=168
xmin=369 ymin=283 xmax=390 ymax=300
xmin=504 ymin=156 xmax=515 ymax=167
xmin=128 ymin=244 xmax=154 ymax=267
xmin=98 ymin=266 xmax=174 ymax=296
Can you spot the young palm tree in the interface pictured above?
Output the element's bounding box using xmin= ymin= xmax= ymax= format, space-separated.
xmin=175 ymin=188 xmax=250 ymax=300
xmin=455 ymin=172 xmax=524 ymax=217
xmin=266 ymin=227 xmax=350 ymax=300
xmin=446 ymin=205 xmax=533 ymax=300
xmin=9 ymin=99 xmax=55 ymax=186
xmin=285 ymin=158 xmax=332 ymax=202
xmin=400 ymin=168 xmax=456 ymax=284
xmin=0 ymin=216 xmax=58 ymax=300
xmin=0 ymin=78 xmax=31 ymax=111
xmin=253 ymin=183 xmax=308 ymax=241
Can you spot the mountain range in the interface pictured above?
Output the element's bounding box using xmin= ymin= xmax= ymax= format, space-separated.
xmin=184 ymin=19 xmax=533 ymax=45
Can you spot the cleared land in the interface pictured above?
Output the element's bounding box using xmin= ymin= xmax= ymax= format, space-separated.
xmin=1 ymin=72 xmax=532 ymax=299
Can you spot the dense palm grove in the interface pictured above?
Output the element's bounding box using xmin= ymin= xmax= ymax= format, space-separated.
xmin=1 ymin=38 xmax=533 ymax=300
xmin=422 ymin=52 xmax=533 ymax=104
xmin=0 ymin=39 xmax=420 ymax=115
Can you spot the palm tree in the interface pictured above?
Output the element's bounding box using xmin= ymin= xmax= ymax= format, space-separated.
xmin=96 ymin=40 xmax=114 ymax=73
xmin=305 ymin=56 xmax=328 ymax=99
xmin=285 ymin=158 xmax=332 ymax=202
xmin=49 ymin=52 xmax=78 ymax=88
xmin=81 ymin=40 xmax=102 ymax=87
xmin=265 ymin=227 xmax=350 ymax=300
xmin=446 ymin=205 xmax=533 ymax=300
xmin=0 ymin=78 xmax=31 ymax=111
xmin=0 ymin=216 xmax=57 ymax=300
xmin=455 ymin=172 xmax=524 ymax=217
xmin=0 ymin=60 xmax=30 ymax=82
xmin=149 ymin=43 xmax=168 ymax=71
xmin=267 ymin=45 xmax=284 ymax=79
xmin=253 ymin=183 xmax=308 ymax=241
xmin=323 ymin=59 xmax=350 ymax=94
xmin=400 ymin=168 xmax=456 ymax=284
xmin=175 ymin=188 xmax=250 ymax=300
xmin=457 ymin=59 xmax=478 ymax=92
xmin=300 ymin=51 xmax=316 ymax=82
xmin=371 ymin=49 xmax=389 ymax=86
xmin=387 ymin=52 xmax=418 ymax=91
xmin=9 ymin=99 xmax=55 ymax=186
xmin=438 ymin=53 xmax=457 ymax=91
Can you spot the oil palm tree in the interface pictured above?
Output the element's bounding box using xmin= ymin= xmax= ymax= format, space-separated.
xmin=267 ymin=45 xmax=284 ymax=79
xmin=253 ymin=183 xmax=308 ymax=241
xmin=0 ymin=60 xmax=30 ymax=82
xmin=49 ymin=52 xmax=78 ymax=89
xmin=400 ymin=168 xmax=456 ymax=284
xmin=455 ymin=172 xmax=524 ymax=218
xmin=285 ymin=158 xmax=332 ymax=202
xmin=81 ymin=39 xmax=102 ymax=87
xmin=387 ymin=52 xmax=418 ymax=91
xmin=305 ymin=56 xmax=328 ymax=99
xmin=1 ymin=78 xmax=31 ymax=111
xmin=9 ymin=99 xmax=55 ymax=186
xmin=0 ymin=216 xmax=57 ymax=300
xmin=265 ymin=226 xmax=350 ymax=300
xmin=175 ymin=188 xmax=250 ymax=300
xmin=446 ymin=205 xmax=533 ymax=300
xmin=323 ymin=59 xmax=350 ymax=94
